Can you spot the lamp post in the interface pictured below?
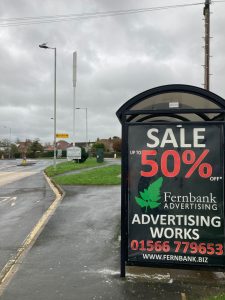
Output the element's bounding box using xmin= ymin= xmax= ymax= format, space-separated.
xmin=39 ymin=43 xmax=57 ymax=169
xmin=76 ymin=107 xmax=88 ymax=150
xmin=73 ymin=52 xmax=77 ymax=148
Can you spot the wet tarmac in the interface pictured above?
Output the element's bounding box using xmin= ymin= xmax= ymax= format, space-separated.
xmin=1 ymin=184 xmax=225 ymax=300
xmin=0 ymin=159 xmax=55 ymax=272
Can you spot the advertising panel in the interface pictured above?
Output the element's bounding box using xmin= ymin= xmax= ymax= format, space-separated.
xmin=128 ymin=124 xmax=224 ymax=267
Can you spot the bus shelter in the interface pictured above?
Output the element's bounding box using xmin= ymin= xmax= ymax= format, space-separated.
xmin=116 ymin=84 xmax=225 ymax=277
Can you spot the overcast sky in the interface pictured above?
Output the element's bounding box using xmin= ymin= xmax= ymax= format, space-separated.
xmin=0 ymin=0 xmax=224 ymax=144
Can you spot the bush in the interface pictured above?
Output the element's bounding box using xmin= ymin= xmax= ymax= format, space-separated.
xmin=91 ymin=143 xmax=106 ymax=155
xmin=41 ymin=151 xmax=54 ymax=158
xmin=14 ymin=152 xmax=21 ymax=159
xmin=81 ymin=147 xmax=89 ymax=162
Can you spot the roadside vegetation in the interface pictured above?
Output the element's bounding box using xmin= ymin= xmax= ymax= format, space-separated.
xmin=204 ymin=294 xmax=225 ymax=300
xmin=53 ymin=165 xmax=121 ymax=185
xmin=45 ymin=158 xmax=102 ymax=177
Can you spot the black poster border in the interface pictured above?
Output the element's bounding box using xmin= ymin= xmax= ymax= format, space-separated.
xmin=121 ymin=121 xmax=225 ymax=276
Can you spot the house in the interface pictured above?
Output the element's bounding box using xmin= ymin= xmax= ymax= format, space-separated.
xmin=44 ymin=140 xmax=71 ymax=152
xmin=56 ymin=140 xmax=72 ymax=150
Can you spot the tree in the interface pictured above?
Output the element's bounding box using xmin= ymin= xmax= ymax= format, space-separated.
xmin=112 ymin=138 xmax=121 ymax=152
xmin=27 ymin=139 xmax=44 ymax=158
xmin=0 ymin=139 xmax=11 ymax=158
xmin=91 ymin=143 xmax=105 ymax=151
xmin=10 ymin=144 xmax=20 ymax=158
xmin=17 ymin=139 xmax=32 ymax=158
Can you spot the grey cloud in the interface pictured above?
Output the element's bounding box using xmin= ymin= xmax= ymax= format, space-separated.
xmin=0 ymin=0 xmax=224 ymax=143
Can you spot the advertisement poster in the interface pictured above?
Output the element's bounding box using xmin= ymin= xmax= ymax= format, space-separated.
xmin=128 ymin=124 xmax=224 ymax=267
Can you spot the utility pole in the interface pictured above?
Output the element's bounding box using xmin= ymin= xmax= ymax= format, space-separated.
xmin=203 ymin=0 xmax=211 ymax=90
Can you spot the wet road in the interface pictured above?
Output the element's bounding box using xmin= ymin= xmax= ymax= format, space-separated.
xmin=0 ymin=159 xmax=55 ymax=272
xmin=1 ymin=183 xmax=225 ymax=300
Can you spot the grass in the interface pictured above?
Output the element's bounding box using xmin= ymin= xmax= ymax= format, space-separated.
xmin=204 ymin=294 xmax=225 ymax=300
xmin=45 ymin=158 xmax=103 ymax=177
xmin=53 ymin=165 xmax=121 ymax=185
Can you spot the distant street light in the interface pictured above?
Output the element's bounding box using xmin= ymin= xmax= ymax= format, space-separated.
xmin=39 ymin=43 xmax=57 ymax=169
xmin=76 ymin=107 xmax=88 ymax=150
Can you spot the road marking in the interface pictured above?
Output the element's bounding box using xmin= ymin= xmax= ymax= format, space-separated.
xmin=0 ymin=197 xmax=17 ymax=205
xmin=0 ymin=173 xmax=65 ymax=296
xmin=0 ymin=197 xmax=11 ymax=203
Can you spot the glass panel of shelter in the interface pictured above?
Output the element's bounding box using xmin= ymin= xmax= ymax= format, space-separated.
xmin=129 ymin=92 xmax=221 ymax=111
xmin=124 ymin=91 xmax=225 ymax=122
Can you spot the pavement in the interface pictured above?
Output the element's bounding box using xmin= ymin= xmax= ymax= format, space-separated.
xmin=1 ymin=158 xmax=225 ymax=300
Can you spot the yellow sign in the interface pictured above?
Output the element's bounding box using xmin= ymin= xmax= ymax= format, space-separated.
xmin=56 ymin=133 xmax=69 ymax=138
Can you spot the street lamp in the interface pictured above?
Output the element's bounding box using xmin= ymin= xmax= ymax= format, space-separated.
xmin=76 ymin=108 xmax=88 ymax=150
xmin=39 ymin=43 xmax=57 ymax=169
xmin=73 ymin=52 xmax=77 ymax=148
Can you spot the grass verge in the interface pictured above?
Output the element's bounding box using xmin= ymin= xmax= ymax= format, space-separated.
xmin=45 ymin=158 xmax=102 ymax=177
xmin=204 ymin=294 xmax=225 ymax=300
xmin=53 ymin=165 xmax=121 ymax=185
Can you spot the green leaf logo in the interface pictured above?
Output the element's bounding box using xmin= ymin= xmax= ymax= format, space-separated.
xmin=135 ymin=177 xmax=163 ymax=212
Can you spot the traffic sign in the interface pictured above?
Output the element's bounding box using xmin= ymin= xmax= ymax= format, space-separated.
xmin=56 ymin=133 xmax=69 ymax=138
